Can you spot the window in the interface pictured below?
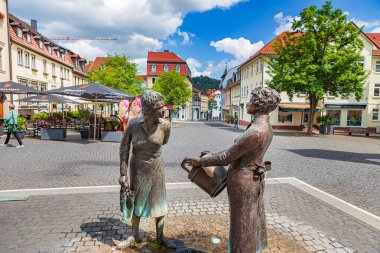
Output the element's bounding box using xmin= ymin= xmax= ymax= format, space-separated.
xmin=347 ymin=110 xmax=362 ymax=126
xmin=17 ymin=49 xmax=23 ymax=66
xmin=278 ymin=112 xmax=292 ymax=123
xmin=26 ymin=34 xmax=31 ymax=43
xmin=31 ymin=54 xmax=36 ymax=69
xmin=374 ymin=84 xmax=380 ymax=97
xmin=176 ymin=64 xmax=181 ymax=72
xmin=17 ymin=28 xmax=22 ymax=38
xmin=164 ymin=64 xmax=169 ymax=72
xmin=52 ymin=63 xmax=56 ymax=76
xmin=40 ymin=84 xmax=47 ymax=92
xmin=151 ymin=64 xmax=156 ymax=72
xmin=57 ymin=51 xmax=60 ymax=58
xmin=67 ymin=69 xmax=70 ymax=80
xmin=43 ymin=60 xmax=47 ymax=73
xmin=48 ymin=46 xmax=52 ymax=54
xmin=60 ymin=66 xmax=63 ymax=78
xmin=359 ymin=57 xmax=365 ymax=70
xmin=327 ymin=110 xmax=341 ymax=125
xmin=260 ymin=61 xmax=264 ymax=73
xmin=376 ymin=61 xmax=380 ymax=73
xmin=38 ymin=40 xmax=43 ymax=49
xmin=256 ymin=62 xmax=259 ymax=73
xmin=24 ymin=52 xmax=30 ymax=68
xmin=372 ymin=109 xmax=379 ymax=121
xmin=61 ymin=53 xmax=65 ymax=60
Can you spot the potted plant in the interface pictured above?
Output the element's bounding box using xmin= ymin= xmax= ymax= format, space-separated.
xmin=78 ymin=109 xmax=91 ymax=139
xmin=16 ymin=116 xmax=28 ymax=139
xmin=101 ymin=115 xmax=123 ymax=142
xmin=317 ymin=115 xmax=334 ymax=135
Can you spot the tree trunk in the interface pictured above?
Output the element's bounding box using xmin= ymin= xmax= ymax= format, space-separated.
xmin=307 ymin=94 xmax=318 ymax=136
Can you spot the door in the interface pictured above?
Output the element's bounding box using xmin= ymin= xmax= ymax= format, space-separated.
xmin=0 ymin=100 xmax=3 ymax=119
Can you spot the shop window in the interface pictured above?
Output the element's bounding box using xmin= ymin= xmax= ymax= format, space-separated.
xmin=374 ymin=84 xmax=380 ymax=97
xmin=164 ymin=64 xmax=169 ymax=72
xmin=373 ymin=109 xmax=379 ymax=121
xmin=376 ymin=61 xmax=380 ymax=73
xmin=347 ymin=110 xmax=362 ymax=126
xmin=327 ymin=110 xmax=341 ymax=125
xmin=278 ymin=111 xmax=292 ymax=123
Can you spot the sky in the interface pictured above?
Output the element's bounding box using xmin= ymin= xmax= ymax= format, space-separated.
xmin=8 ymin=0 xmax=380 ymax=79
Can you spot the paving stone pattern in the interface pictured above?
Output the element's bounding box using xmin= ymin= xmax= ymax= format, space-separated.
xmin=0 ymin=184 xmax=378 ymax=253
xmin=0 ymin=122 xmax=379 ymax=216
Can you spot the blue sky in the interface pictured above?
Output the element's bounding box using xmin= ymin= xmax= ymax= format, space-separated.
xmin=9 ymin=0 xmax=380 ymax=79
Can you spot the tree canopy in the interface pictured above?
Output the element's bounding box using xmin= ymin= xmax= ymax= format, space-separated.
xmin=152 ymin=70 xmax=192 ymax=107
xmin=192 ymin=75 xmax=220 ymax=92
xmin=88 ymin=54 xmax=144 ymax=96
xmin=266 ymin=1 xmax=367 ymax=135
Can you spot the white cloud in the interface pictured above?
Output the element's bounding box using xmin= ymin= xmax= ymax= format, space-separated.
xmin=187 ymin=57 xmax=240 ymax=78
xmin=10 ymin=0 xmax=245 ymax=59
xmin=131 ymin=58 xmax=148 ymax=75
xmin=273 ymin=12 xmax=298 ymax=35
xmin=177 ymin=29 xmax=195 ymax=44
xmin=351 ymin=18 xmax=380 ymax=33
xmin=210 ymin=37 xmax=264 ymax=62
xmin=60 ymin=41 xmax=107 ymax=61
xmin=187 ymin=58 xmax=211 ymax=77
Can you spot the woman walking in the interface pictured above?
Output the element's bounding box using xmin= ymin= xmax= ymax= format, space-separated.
xmin=1 ymin=104 xmax=23 ymax=148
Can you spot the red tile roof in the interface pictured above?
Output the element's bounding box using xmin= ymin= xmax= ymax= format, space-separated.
xmin=365 ymin=33 xmax=380 ymax=48
xmin=147 ymin=51 xmax=186 ymax=63
xmin=85 ymin=57 xmax=108 ymax=72
xmin=373 ymin=50 xmax=380 ymax=56
xmin=240 ymin=32 xmax=289 ymax=68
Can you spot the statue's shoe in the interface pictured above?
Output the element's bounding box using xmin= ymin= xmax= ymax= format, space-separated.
xmin=118 ymin=236 xmax=142 ymax=248
xmin=157 ymin=237 xmax=177 ymax=249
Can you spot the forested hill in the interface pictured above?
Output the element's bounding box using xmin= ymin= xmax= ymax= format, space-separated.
xmin=192 ymin=75 xmax=220 ymax=92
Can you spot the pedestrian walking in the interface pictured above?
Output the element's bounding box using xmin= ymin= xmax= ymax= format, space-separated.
xmin=234 ymin=116 xmax=239 ymax=129
xmin=1 ymin=104 xmax=23 ymax=148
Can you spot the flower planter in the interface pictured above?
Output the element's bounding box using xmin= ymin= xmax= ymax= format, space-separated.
xmin=79 ymin=130 xmax=89 ymax=139
xmin=319 ymin=125 xmax=333 ymax=135
xmin=41 ymin=128 xmax=67 ymax=140
xmin=101 ymin=131 xmax=123 ymax=142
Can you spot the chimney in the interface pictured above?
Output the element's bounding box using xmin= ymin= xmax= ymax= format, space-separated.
xmin=164 ymin=50 xmax=169 ymax=52
xmin=30 ymin=19 xmax=37 ymax=30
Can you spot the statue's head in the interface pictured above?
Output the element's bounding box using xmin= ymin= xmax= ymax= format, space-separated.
xmin=247 ymin=87 xmax=281 ymax=114
xmin=141 ymin=90 xmax=164 ymax=118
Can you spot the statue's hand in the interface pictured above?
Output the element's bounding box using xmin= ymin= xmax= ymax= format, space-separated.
xmin=119 ymin=176 xmax=129 ymax=189
xmin=183 ymin=157 xmax=201 ymax=167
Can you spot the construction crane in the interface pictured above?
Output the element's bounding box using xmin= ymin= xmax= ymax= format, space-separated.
xmin=49 ymin=37 xmax=117 ymax=40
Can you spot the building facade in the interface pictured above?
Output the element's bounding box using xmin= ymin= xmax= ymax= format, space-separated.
xmin=0 ymin=0 xmax=10 ymax=118
xmin=146 ymin=50 xmax=193 ymax=120
xmin=7 ymin=14 xmax=87 ymax=118
xmin=238 ymin=30 xmax=380 ymax=131
xmin=219 ymin=65 xmax=240 ymax=120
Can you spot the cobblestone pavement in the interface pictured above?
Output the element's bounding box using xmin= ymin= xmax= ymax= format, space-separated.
xmin=0 ymin=183 xmax=378 ymax=253
xmin=0 ymin=122 xmax=379 ymax=215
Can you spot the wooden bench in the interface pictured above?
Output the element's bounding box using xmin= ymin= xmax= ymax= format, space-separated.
xmin=333 ymin=127 xmax=374 ymax=136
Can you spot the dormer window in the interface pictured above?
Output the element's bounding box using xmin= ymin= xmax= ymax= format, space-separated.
xmin=61 ymin=53 xmax=64 ymax=60
xmin=56 ymin=51 xmax=60 ymax=58
xmin=164 ymin=64 xmax=169 ymax=72
xmin=17 ymin=28 xmax=22 ymax=38
xmin=48 ymin=46 xmax=52 ymax=54
xmin=26 ymin=34 xmax=31 ymax=43
xmin=151 ymin=64 xmax=156 ymax=72
xmin=38 ymin=40 xmax=43 ymax=49
xmin=176 ymin=64 xmax=181 ymax=72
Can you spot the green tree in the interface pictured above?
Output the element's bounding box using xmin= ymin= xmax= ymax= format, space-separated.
xmin=152 ymin=70 xmax=192 ymax=115
xmin=192 ymin=75 xmax=220 ymax=92
xmin=208 ymin=99 xmax=217 ymax=111
xmin=88 ymin=53 xmax=144 ymax=96
xmin=266 ymin=1 xmax=367 ymax=135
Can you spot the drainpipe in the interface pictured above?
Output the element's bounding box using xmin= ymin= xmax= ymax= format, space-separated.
xmin=6 ymin=0 xmax=13 ymax=103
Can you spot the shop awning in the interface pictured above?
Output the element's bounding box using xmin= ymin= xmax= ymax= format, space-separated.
xmin=325 ymin=103 xmax=367 ymax=109
xmin=279 ymin=103 xmax=321 ymax=112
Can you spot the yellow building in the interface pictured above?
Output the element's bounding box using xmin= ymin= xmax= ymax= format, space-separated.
xmin=200 ymin=93 xmax=209 ymax=119
xmin=239 ymin=30 xmax=380 ymax=131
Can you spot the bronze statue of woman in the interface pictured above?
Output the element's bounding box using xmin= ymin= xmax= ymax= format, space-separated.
xmin=119 ymin=90 xmax=176 ymax=248
xmin=183 ymin=87 xmax=281 ymax=253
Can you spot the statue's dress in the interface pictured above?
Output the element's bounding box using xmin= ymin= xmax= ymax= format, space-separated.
xmin=199 ymin=115 xmax=272 ymax=253
xmin=122 ymin=117 xmax=170 ymax=218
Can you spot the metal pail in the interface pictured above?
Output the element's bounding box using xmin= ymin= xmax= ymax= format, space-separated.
xmin=181 ymin=154 xmax=227 ymax=198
